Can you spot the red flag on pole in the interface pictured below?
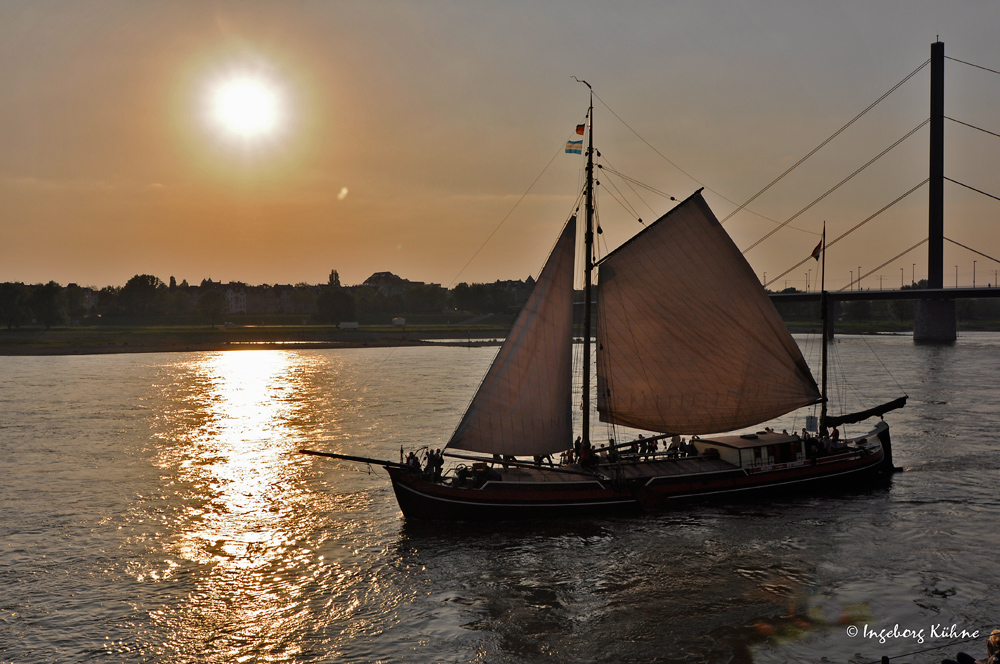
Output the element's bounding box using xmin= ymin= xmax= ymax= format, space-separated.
xmin=810 ymin=239 xmax=823 ymax=261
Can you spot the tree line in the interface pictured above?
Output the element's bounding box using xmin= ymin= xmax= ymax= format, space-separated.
xmin=0 ymin=273 xmax=536 ymax=329
xmin=5 ymin=274 xmax=997 ymax=331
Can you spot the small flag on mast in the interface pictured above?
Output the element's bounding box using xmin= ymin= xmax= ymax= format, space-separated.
xmin=810 ymin=238 xmax=823 ymax=261
xmin=565 ymin=140 xmax=583 ymax=154
xmin=576 ymin=124 xmax=586 ymax=135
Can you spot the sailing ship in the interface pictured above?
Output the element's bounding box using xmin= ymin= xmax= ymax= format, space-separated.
xmin=302 ymin=98 xmax=906 ymax=521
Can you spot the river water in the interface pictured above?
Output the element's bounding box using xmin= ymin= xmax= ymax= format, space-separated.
xmin=1 ymin=334 xmax=998 ymax=663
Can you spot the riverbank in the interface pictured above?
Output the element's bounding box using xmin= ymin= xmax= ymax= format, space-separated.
xmin=0 ymin=325 xmax=508 ymax=356
xmin=4 ymin=320 xmax=999 ymax=355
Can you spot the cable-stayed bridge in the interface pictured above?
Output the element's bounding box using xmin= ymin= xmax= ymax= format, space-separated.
xmin=744 ymin=41 xmax=1000 ymax=342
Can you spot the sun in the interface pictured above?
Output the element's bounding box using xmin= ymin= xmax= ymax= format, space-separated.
xmin=208 ymin=74 xmax=285 ymax=141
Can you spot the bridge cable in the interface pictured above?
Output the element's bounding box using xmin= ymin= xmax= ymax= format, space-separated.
xmin=946 ymin=116 xmax=1000 ymax=140
xmin=836 ymin=238 xmax=928 ymax=292
xmin=944 ymin=238 xmax=1000 ymax=266
xmin=718 ymin=58 xmax=931 ymax=225
xmin=945 ymin=55 xmax=1000 ymax=77
xmin=742 ymin=119 xmax=929 ymax=254
xmin=767 ymin=179 xmax=929 ymax=286
xmin=944 ymin=176 xmax=1000 ymax=204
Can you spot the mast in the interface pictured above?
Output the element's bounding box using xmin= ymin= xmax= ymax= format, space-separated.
xmin=582 ymin=90 xmax=595 ymax=450
xmin=819 ymin=224 xmax=828 ymax=432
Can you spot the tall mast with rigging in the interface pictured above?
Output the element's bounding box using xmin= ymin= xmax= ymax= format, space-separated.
xmin=820 ymin=224 xmax=828 ymax=432
xmin=581 ymin=87 xmax=595 ymax=451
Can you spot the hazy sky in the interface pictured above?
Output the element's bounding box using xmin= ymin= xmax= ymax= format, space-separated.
xmin=2 ymin=1 xmax=998 ymax=291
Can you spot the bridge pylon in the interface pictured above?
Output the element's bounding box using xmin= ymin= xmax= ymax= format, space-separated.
xmin=914 ymin=40 xmax=957 ymax=343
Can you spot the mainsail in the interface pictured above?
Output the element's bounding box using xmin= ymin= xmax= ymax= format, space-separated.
xmin=446 ymin=219 xmax=577 ymax=456
xmin=596 ymin=190 xmax=821 ymax=434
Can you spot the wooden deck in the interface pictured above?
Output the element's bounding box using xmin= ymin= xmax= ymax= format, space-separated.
xmin=486 ymin=455 xmax=740 ymax=484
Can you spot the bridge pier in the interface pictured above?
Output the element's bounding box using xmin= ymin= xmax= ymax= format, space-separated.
xmin=913 ymin=300 xmax=956 ymax=343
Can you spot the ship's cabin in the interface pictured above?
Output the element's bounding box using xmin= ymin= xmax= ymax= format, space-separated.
xmin=689 ymin=431 xmax=808 ymax=469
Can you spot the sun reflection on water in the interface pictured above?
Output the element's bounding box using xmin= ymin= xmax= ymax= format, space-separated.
xmin=147 ymin=351 xmax=342 ymax=661
xmin=169 ymin=351 xmax=299 ymax=562
xmin=133 ymin=348 xmax=502 ymax=661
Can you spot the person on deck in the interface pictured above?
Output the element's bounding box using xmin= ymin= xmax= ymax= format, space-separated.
xmin=607 ymin=441 xmax=618 ymax=463
xmin=431 ymin=449 xmax=443 ymax=482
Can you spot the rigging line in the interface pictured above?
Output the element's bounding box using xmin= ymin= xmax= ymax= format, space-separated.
xmin=944 ymin=176 xmax=1000 ymax=204
xmin=605 ymin=164 xmax=807 ymax=230
xmin=598 ymin=158 xmax=659 ymax=217
xmin=720 ymin=58 xmax=931 ymax=225
xmin=945 ymin=55 xmax=1000 ymax=77
xmin=601 ymin=166 xmax=676 ymax=201
xmin=836 ymin=238 xmax=928 ymax=292
xmin=768 ymin=179 xmax=929 ymax=285
xmin=355 ymin=342 xmax=405 ymax=393
xmin=601 ymin=185 xmax=642 ymax=222
xmin=590 ymin=90 xmax=714 ymax=195
xmin=946 ymin=115 xmax=1000 ymax=140
xmin=589 ymin=90 xmax=787 ymax=227
xmin=589 ymin=87 xmax=805 ymax=231
xmin=445 ymin=137 xmax=574 ymax=289
xmin=944 ymin=237 xmax=1000 ymax=266
xmin=834 ymin=339 xmax=873 ymax=409
xmin=742 ymin=119 xmax=930 ymax=254
xmin=858 ymin=334 xmax=908 ymax=396
xmin=597 ymin=161 xmax=643 ymax=219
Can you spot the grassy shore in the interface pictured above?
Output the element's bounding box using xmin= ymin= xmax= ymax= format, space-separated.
xmin=0 ymin=324 xmax=511 ymax=356
xmin=3 ymin=320 xmax=998 ymax=356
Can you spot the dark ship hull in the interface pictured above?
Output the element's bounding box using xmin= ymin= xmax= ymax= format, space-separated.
xmin=385 ymin=422 xmax=895 ymax=521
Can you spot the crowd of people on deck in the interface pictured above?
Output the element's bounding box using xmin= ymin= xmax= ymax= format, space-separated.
xmin=554 ymin=433 xmax=704 ymax=468
xmin=405 ymin=448 xmax=445 ymax=482
xmin=403 ymin=422 xmax=864 ymax=486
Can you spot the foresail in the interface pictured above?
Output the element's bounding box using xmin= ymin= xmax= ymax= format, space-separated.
xmin=446 ymin=219 xmax=576 ymax=456
xmin=596 ymin=191 xmax=821 ymax=434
